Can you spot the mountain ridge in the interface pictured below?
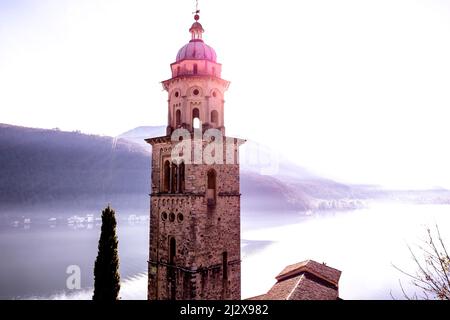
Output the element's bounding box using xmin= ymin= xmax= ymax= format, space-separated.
xmin=1 ymin=123 xmax=449 ymax=216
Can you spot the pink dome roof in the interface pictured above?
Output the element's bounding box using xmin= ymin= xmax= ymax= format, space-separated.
xmin=176 ymin=39 xmax=217 ymax=62
xmin=175 ymin=20 xmax=217 ymax=63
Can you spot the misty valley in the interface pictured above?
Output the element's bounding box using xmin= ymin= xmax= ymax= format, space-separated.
xmin=1 ymin=203 xmax=450 ymax=300
xmin=1 ymin=124 xmax=450 ymax=300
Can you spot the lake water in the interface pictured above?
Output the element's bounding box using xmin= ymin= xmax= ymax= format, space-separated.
xmin=0 ymin=202 xmax=449 ymax=300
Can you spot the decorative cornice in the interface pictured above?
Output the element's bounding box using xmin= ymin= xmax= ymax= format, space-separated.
xmin=218 ymin=192 xmax=241 ymax=197
xmin=162 ymin=75 xmax=230 ymax=91
xmin=145 ymin=135 xmax=171 ymax=145
xmin=150 ymin=192 xmax=241 ymax=198
xmin=148 ymin=259 xmax=241 ymax=274
xmin=150 ymin=192 xmax=206 ymax=197
xmin=145 ymin=134 xmax=246 ymax=146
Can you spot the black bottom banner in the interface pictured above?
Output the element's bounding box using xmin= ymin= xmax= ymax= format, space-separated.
xmin=0 ymin=300 xmax=443 ymax=319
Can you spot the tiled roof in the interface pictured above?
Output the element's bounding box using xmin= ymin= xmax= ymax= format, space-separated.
xmin=288 ymin=274 xmax=340 ymax=300
xmin=276 ymin=260 xmax=341 ymax=286
xmin=246 ymin=294 xmax=267 ymax=301
xmin=265 ymin=274 xmax=304 ymax=300
xmin=246 ymin=260 xmax=342 ymax=300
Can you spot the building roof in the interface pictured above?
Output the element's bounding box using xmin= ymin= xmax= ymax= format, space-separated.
xmin=189 ymin=22 xmax=204 ymax=33
xmin=175 ymin=18 xmax=217 ymax=63
xmin=276 ymin=260 xmax=341 ymax=286
xmin=247 ymin=260 xmax=342 ymax=300
xmin=176 ymin=40 xmax=217 ymax=63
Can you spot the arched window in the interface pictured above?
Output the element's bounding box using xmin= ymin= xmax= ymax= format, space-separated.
xmin=179 ymin=162 xmax=185 ymax=193
xmin=163 ymin=160 xmax=170 ymax=193
xmin=168 ymin=236 xmax=176 ymax=300
xmin=207 ymin=169 xmax=216 ymax=189
xmin=222 ymin=251 xmax=228 ymax=280
xmin=175 ymin=109 xmax=181 ymax=127
xmin=171 ymin=163 xmax=178 ymax=193
xmin=192 ymin=108 xmax=200 ymax=129
xmin=169 ymin=237 xmax=176 ymax=264
xmin=193 ymin=64 xmax=198 ymax=75
xmin=176 ymin=66 xmax=180 ymax=76
xmin=207 ymin=169 xmax=217 ymax=206
xmin=211 ymin=110 xmax=219 ymax=124
xmin=192 ymin=108 xmax=200 ymax=119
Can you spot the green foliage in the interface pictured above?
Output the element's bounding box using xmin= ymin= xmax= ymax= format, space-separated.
xmin=93 ymin=205 xmax=121 ymax=301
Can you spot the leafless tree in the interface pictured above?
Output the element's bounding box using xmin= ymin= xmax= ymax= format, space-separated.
xmin=392 ymin=225 xmax=450 ymax=300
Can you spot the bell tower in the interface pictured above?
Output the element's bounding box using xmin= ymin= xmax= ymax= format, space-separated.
xmin=146 ymin=9 xmax=244 ymax=300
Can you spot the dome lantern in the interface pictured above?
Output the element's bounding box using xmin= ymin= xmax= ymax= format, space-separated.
xmin=189 ymin=16 xmax=204 ymax=41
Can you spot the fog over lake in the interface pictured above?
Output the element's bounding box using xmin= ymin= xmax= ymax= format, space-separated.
xmin=1 ymin=202 xmax=449 ymax=300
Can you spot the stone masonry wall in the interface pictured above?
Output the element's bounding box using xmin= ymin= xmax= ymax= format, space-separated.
xmin=148 ymin=138 xmax=242 ymax=300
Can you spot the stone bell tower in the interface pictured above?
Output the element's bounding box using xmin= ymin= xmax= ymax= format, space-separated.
xmin=146 ymin=11 xmax=244 ymax=300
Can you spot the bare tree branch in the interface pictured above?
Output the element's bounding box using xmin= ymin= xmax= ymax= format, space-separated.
xmin=393 ymin=225 xmax=450 ymax=300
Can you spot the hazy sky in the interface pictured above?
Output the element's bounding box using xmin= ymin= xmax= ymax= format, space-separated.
xmin=1 ymin=0 xmax=450 ymax=188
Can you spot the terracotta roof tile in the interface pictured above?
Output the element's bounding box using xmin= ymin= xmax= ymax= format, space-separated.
xmin=288 ymin=274 xmax=339 ymax=300
xmin=276 ymin=260 xmax=341 ymax=286
xmin=246 ymin=294 xmax=267 ymax=300
xmin=246 ymin=260 xmax=342 ymax=301
xmin=264 ymin=275 xmax=304 ymax=300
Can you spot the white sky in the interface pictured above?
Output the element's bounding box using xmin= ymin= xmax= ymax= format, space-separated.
xmin=1 ymin=0 xmax=450 ymax=189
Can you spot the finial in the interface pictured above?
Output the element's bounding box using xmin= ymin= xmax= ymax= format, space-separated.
xmin=189 ymin=0 xmax=204 ymax=40
xmin=193 ymin=0 xmax=200 ymax=21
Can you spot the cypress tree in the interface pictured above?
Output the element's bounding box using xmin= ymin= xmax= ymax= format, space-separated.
xmin=93 ymin=205 xmax=121 ymax=300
